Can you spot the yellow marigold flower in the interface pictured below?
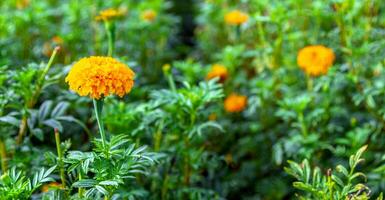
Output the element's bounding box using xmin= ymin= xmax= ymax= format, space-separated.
xmin=224 ymin=93 xmax=247 ymax=113
xmin=206 ymin=64 xmax=228 ymax=82
xmin=65 ymin=56 xmax=135 ymax=99
xmin=224 ymin=10 xmax=249 ymax=25
xmin=95 ymin=8 xmax=124 ymax=21
xmin=297 ymin=45 xmax=335 ymax=76
xmin=141 ymin=9 xmax=157 ymax=22
xmin=41 ymin=182 xmax=63 ymax=192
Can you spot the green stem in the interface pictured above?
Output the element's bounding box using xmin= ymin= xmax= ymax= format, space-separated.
xmin=105 ymin=21 xmax=115 ymax=57
xmin=154 ymin=121 xmax=163 ymax=152
xmin=0 ymin=139 xmax=8 ymax=173
xmin=167 ymin=74 xmax=176 ymax=92
xmin=306 ymin=75 xmax=313 ymax=91
xmin=298 ymin=112 xmax=308 ymax=137
xmin=93 ymin=99 xmax=107 ymax=150
xmin=78 ymin=171 xmax=84 ymax=197
xmin=161 ymin=172 xmax=169 ymax=200
xmin=183 ymin=136 xmax=191 ymax=186
xmin=183 ymin=113 xmax=196 ymax=186
xmin=235 ymin=25 xmax=241 ymax=41
xmin=54 ymin=129 xmax=66 ymax=189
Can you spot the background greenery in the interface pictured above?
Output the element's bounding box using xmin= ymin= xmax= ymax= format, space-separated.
xmin=0 ymin=0 xmax=385 ymax=199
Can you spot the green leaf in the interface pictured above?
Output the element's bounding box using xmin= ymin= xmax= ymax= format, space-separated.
xmin=72 ymin=179 xmax=98 ymax=188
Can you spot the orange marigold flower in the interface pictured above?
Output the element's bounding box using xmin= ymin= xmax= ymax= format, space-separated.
xmin=141 ymin=9 xmax=157 ymax=22
xmin=297 ymin=45 xmax=335 ymax=76
xmin=224 ymin=10 xmax=249 ymax=25
xmin=224 ymin=93 xmax=247 ymax=113
xmin=95 ymin=8 xmax=124 ymax=21
xmin=65 ymin=56 xmax=135 ymax=99
xmin=206 ymin=64 xmax=228 ymax=82
xmin=41 ymin=182 xmax=63 ymax=192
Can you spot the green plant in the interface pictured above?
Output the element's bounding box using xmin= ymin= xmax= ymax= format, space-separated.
xmin=285 ymin=146 xmax=383 ymax=200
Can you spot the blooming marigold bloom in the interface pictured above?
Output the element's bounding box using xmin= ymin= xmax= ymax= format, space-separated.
xmin=297 ymin=45 xmax=335 ymax=76
xmin=224 ymin=10 xmax=249 ymax=25
xmin=224 ymin=93 xmax=247 ymax=113
xmin=141 ymin=9 xmax=157 ymax=22
xmin=95 ymin=8 xmax=124 ymax=21
xmin=206 ymin=64 xmax=228 ymax=82
xmin=65 ymin=56 xmax=135 ymax=99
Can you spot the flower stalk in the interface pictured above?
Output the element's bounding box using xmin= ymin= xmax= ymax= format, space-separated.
xmin=0 ymin=139 xmax=7 ymax=172
xmin=93 ymin=99 xmax=107 ymax=150
xmin=104 ymin=21 xmax=115 ymax=57
xmin=54 ymin=128 xmax=66 ymax=189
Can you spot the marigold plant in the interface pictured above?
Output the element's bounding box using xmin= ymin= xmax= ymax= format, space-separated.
xmin=224 ymin=10 xmax=249 ymax=25
xmin=297 ymin=45 xmax=335 ymax=76
xmin=206 ymin=63 xmax=228 ymax=82
xmin=224 ymin=93 xmax=247 ymax=112
xmin=65 ymin=56 xmax=135 ymax=99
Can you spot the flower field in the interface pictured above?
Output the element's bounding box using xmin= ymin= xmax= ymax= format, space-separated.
xmin=1 ymin=0 xmax=385 ymax=199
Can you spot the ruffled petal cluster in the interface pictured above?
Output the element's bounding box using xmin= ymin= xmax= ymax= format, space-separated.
xmin=225 ymin=10 xmax=249 ymax=25
xmin=297 ymin=45 xmax=335 ymax=76
xmin=224 ymin=93 xmax=247 ymax=113
xmin=206 ymin=64 xmax=228 ymax=82
xmin=65 ymin=56 xmax=135 ymax=99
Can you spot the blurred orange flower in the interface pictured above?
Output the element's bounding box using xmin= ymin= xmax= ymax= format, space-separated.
xmin=65 ymin=56 xmax=135 ymax=99
xmin=206 ymin=64 xmax=228 ymax=82
xmin=224 ymin=93 xmax=247 ymax=113
xmin=41 ymin=182 xmax=62 ymax=192
xmin=16 ymin=0 xmax=30 ymax=9
xmin=43 ymin=36 xmax=64 ymax=57
xmin=208 ymin=113 xmax=217 ymax=121
xmin=95 ymin=8 xmax=124 ymax=22
xmin=297 ymin=45 xmax=335 ymax=76
xmin=224 ymin=10 xmax=249 ymax=25
xmin=141 ymin=9 xmax=157 ymax=22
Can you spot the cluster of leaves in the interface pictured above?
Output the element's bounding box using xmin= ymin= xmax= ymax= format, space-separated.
xmin=285 ymin=146 xmax=383 ymax=200
xmin=0 ymin=166 xmax=55 ymax=199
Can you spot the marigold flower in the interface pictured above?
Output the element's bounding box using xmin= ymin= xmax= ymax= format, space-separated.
xmin=141 ymin=9 xmax=157 ymax=22
xmin=206 ymin=64 xmax=228 ymax=82
xmin=297 ymin=45 xmax=335 ymax=76
xmin=65 ymin=56 xmax=135 ymax=99
xmin=95 ymin=8 xmax=124 ymax=21
xmin=224 ymin=10 xmax=249 ymax=25
xmin=41 ymin=182 xmax=62 ymax=192
xmin=224 ymin=93 xmax=247 ymax=113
